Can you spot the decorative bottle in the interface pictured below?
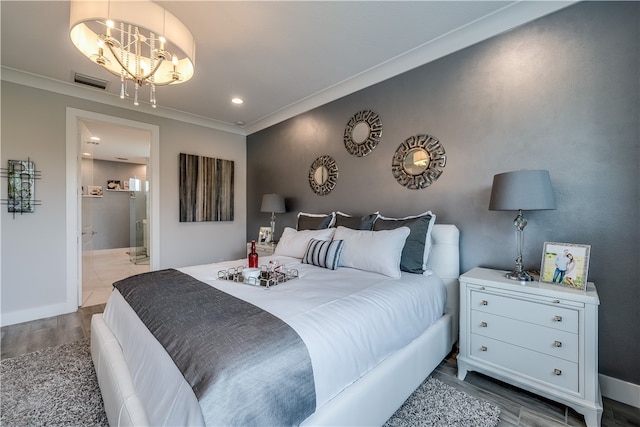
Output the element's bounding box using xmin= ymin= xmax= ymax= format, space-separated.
xmin=249 ymin=240 xmax=259 ymax=268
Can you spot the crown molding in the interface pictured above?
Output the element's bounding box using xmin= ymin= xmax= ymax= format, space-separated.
xmin=244 ymin=1 xmax=575 ymax=135
xmin=3 ymin=1 xmax=574 ymax=137
xmin=1 ymin=66 xmax=246 ymax=136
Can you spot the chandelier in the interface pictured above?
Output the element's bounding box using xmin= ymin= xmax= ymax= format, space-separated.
xmin=69 ymin=0 xmax=195 ymax=108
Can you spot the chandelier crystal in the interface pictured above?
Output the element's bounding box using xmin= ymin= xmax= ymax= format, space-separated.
xmin=69 ymin=0 xmax=195 ymax=108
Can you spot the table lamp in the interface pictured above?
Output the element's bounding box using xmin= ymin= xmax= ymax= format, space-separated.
xmin=489 ymin=170 xmax=556 ymax=281
xmin=260 ymin=193 xmax=285 ymax=243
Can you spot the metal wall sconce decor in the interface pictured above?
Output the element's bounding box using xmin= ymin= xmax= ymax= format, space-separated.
xmin=343 ymin=110 xmax=383 ymax=157
xmin=309 ymin=155 xmax=338 ymax=195
xmin=391 ymin=134 xmax=446 ymax=189
xmin=1 ymin=159 xmax=42 ymax=217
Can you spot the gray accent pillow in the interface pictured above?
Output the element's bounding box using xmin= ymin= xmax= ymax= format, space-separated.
xmin=373 ymin=212 xmax=435 ymax=274
xmin=334 ymin=211 xmax=378 ymax=230
xmin=297 ymin=212 xmax=334 ymax=230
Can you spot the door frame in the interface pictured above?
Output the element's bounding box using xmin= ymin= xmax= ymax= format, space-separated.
xmin=66 ymin=108 xmax=160 ymax=306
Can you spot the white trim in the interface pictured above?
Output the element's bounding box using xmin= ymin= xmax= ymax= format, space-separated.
xmin=3 ymin=67 xmax=243 ymax=136
xmin=600 ymin=374 xmax=640 ymax=409
xmin=66 ymin=108 xmax=161 ymax=309
xmin=245 ymin=1 xmax=575 ymax=134
xmin=1 ymin=302 xmax=76 ymax=327
xmin=4 ymin=2 xmax=575 ymax=136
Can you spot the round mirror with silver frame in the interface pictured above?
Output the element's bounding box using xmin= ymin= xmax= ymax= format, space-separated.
xmin=309 ymin=155 xmax=338 ymax=195
xmin=391 ymin=134 xmax=446 ymax=189
xmin=343 ymin=110 xmax=382 ymax=157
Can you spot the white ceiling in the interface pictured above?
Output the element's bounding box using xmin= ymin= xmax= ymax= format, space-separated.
xmin=1 ymin=1 xmax=573 ymax=161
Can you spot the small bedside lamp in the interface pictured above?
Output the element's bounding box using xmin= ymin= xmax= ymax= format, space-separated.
xmin=260 ymin=193 xmax=285 ymax=243
xmin=489 ymin=170 xmax=556 ymax=281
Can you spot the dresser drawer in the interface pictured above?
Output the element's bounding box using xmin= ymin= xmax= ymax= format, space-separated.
xmin=470 ymin=290 xmax=579 ymax=333
xmin=470 ymin=334 xmax=579 ymax=393
xmin=471 ymin=311 xmax=578 ymax=362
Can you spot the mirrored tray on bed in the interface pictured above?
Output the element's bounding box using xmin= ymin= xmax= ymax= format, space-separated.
xmin=217 ymin=265 xmax=299 ymax=288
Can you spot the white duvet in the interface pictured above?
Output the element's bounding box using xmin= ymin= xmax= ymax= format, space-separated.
xmin=103 ymin=255 xmax=446 ymax=426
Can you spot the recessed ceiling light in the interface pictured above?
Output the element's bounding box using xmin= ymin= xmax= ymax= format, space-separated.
xmin=90 ymin=136 xmax=100 ymax=141
xmin=82 ymin=152 xmax=92 ymax=156
xmin=231 ymin=97 xmax=244 ymax=105
xmin=236 ymin=121 xmax=245 ymax=126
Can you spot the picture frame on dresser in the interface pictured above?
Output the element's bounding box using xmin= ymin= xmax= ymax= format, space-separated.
xmin=540 ymin=242 xmax=590 ymax=290
xmin=258 ymin=226 xmax=273 ymax=243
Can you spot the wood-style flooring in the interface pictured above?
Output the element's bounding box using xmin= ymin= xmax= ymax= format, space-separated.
xmin=2 ymin=305 xmax=639 ymax=427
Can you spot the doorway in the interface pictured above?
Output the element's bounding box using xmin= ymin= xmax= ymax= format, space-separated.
xmin=66 ymin=108 xmax=160 ymax=309
xmin=79 ymin=118 xmax=151 ymax=306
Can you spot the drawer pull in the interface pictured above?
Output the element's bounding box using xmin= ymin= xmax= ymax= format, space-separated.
xmin=481 ymin=300 xmax=488 ymax=306
xmin=480 ymin=346 xmax=488 ymax=352
xmin=480 ymin=322 xmax=488 ymax=328
xmin=553 ymin=315 xmax=563 ymax=322
xmin=554 ymin=341 xmax=562 ymax=347
xmin=554 ymin=369 xmax=562 ymax=376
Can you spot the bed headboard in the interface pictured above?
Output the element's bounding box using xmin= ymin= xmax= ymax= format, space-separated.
xmin=425 ymin=224 xmax=460 ymax=344
xmin=426 ymin=224 xmax=460 ymax=285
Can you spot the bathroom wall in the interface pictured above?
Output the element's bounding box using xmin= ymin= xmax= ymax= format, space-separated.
xmin=82 ymin=159 xmax=146 ymax=250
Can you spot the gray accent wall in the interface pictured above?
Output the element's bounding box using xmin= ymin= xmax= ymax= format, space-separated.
xmin=247 ymin=2 xmax=640 ymax=385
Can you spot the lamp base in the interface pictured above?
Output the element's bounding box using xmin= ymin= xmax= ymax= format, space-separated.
xmin=504 ymin=270 xmax=534 ymax=282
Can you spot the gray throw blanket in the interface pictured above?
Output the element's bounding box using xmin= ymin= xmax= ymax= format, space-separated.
xmin=113 ymin=269 xmax=316 ymax=426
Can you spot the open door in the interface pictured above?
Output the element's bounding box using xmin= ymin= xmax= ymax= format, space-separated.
xmin=80 ymin=131 xmax=100 ymax=305
xmin=129 ymin=176 xmax=149 ymax=265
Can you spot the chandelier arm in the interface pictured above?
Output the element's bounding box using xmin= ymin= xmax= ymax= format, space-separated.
xmin=137 ymin=57 xmax=166 ymax=82
xmin=151 ymin=79 xmax=179 ymax=87
xmin=104 ymin=42 xmax=166 ymax=84
xmin=105 ymin=43 xmax=142 ymax=81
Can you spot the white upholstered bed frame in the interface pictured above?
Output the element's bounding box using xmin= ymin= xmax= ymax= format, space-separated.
xmin=91 ymin=224 xmax=460 ymax=426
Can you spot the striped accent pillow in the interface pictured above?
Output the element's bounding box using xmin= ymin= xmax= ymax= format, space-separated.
xmin=302 ymin=238 xmax=344 ymax=270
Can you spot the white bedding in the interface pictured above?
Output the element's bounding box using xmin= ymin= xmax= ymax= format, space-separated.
xmin=103 ymin=255 xmax=446 ymax=426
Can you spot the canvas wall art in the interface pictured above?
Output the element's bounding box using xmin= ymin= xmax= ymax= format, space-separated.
xmin=179 ymin=153 xmax=234 ymax=222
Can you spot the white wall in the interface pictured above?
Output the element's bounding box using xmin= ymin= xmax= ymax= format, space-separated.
xmin=1 ymin=81 xmax=247 ymax=326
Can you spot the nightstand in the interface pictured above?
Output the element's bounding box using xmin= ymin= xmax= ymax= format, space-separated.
xmin=246 ymin=242 xmax=276 ymax=257
xmin=458 ymin=267 xmax=602 ymax=427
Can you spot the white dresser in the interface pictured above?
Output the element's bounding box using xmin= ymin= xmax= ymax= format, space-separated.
xmin=458 ymin=267 xmax=602 ymax=427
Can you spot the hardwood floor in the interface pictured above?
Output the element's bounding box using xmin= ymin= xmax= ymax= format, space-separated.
xmin=2 ymin=306 xmax=639 ymax=427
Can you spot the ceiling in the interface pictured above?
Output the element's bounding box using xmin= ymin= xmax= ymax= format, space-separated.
xmin=1 ymin=1 xmax=572 ymax=161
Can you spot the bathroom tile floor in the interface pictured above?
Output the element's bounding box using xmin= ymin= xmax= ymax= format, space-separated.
xmin=81 ymin=248 xmax=148 ymax=307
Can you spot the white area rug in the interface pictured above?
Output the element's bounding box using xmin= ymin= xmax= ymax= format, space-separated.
xmin=1 ymin=339 xmax=499 ymax=426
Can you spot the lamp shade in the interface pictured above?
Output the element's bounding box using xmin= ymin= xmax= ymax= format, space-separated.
xmin=489 ymin=170 xmax=556 ymax=211
xmin=260 ymin=194 xmax=285 ymax=213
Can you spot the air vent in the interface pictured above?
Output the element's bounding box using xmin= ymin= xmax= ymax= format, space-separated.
xmin=74 ymin=73 xmax=108 ymax=90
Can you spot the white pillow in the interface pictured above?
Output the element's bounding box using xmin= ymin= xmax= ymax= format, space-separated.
xmin=334 ymin=226 xmax=410 ymax=278
xmin=274 ymin=227 xmax=336 ymax=258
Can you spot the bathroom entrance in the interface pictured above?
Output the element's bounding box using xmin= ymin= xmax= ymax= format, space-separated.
xmin=79 ymin=118 xmax=151 ymax=306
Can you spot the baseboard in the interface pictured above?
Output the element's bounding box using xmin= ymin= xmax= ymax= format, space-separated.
xmin=0 ymin=301 xmax=76 ymax=327
xmin=600 ymin=374 xmax=640 ymax=409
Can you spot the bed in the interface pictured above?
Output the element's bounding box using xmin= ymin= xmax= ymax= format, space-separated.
xmin=91 ymin=222 xmax=460 ymax=426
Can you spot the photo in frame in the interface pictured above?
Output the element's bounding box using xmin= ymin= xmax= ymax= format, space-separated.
xmin=540 ymin=242 xmax=591 ymax=290
xmin=88 ymin=185 xmax=103 ymax=196
xmin=259 ymin=226 xmax=273 ymax=243
xmin=107 ymin=180 xmax=122 ymax=190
